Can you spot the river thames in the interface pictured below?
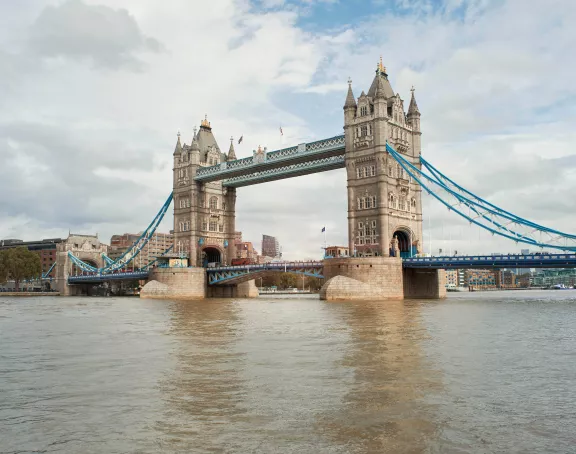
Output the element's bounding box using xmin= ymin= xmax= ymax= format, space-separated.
xmin=1 ymin=291 xmax=575 ymax=453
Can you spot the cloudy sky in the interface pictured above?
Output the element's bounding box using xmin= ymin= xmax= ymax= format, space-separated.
xmin=1 ymin=0 xmax=576 ymax=260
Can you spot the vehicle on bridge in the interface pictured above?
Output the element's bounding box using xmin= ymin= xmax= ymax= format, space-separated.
xmin=231 ymin=258 xmax=256 ymax=266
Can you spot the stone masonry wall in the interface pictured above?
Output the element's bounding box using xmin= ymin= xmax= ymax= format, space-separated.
xmin=403 ymin=268 xmax=447 ymax=299
xmin=141 ymin=268 xmax=206 ymax=300
xmin=320 ymin=257 xmax=404 ymax=300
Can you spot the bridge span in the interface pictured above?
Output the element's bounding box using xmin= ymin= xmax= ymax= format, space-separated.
xmin=66 ymin=253 xmax=576 ymax=288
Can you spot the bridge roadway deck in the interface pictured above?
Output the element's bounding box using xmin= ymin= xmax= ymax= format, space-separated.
xmin=67 ymin=254 xmax=576 ymax=286
xmin=402 ymin=253 xmax=576 ymax=269
xmin=68 ymin=271 xmax=150 ymax=284
xmin=194 ymin=135 xmax=345 ymax=187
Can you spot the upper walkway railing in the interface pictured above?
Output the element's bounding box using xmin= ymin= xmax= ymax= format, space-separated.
xmin=194 ymin=135 xmax=345 ymax=185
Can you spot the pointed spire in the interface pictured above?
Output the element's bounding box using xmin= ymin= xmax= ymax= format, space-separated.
xmin=190 ymin=130 xmax=200 ymax=152
xmin=344 ymin=77 xmax=356 ymax=109
xmin=408 ymin=86 xmax=420 ymax=116
xmin=173 ymin=131 xmax=182 ymax=155
xmin=228 ymin=136 xmax=237 ymax=161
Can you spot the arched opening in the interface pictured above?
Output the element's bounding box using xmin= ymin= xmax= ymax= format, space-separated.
xmin=392 ymin=230 xmax=416 ymax=258
xmin=71 ymin=258 xmax=99 ymax=275
xmin=202 ymin=247 xmax=222 ymax=267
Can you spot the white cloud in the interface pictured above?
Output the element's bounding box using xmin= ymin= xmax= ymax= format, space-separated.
xmin=1 ymin=0 xmax=576 ymax=259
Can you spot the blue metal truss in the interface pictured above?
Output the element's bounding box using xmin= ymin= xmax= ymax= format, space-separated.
xmin=69 ymin=193 xmax=174 ymax=274
xmin=68 ymin=270 xmax=150 ymax=284
xmin=207 ymin=261 xmax=324 ymax=285
xmin=195 ymin=135 xmax=345 ymax=185
xmin=102 ymin=253 xmax=115 ymax=266
xmin=386 ymin=143 xmax=576 ymax=252
xmin=403 ymin=253 xmax=576 ymax=269
xmin=222 ymin=155 xmax=345 ymax=188
xmin=41 ymin=262 xmax=56 ymax=279
xmin=142 ymin=245 xmax=174 ymax=270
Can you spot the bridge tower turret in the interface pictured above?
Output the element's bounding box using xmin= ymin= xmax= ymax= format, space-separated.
xmin=343 ymin=59 xmax=423 ymax=258
xmin=172 ymin=117 xmax=236 ymax=267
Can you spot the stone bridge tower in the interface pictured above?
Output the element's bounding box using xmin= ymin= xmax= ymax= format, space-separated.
xmin=321 ymin=60 xmax=444 ymax=301
xmin=54 ymin=234 xmax=107 ymax=296
xmin=172 ymin=117 xmax=237 ymax=267
xmin=343 ymin=59 xmax=423 ymax=258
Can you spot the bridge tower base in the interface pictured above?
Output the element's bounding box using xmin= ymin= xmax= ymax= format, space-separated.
xmin=207 ymin=280 xmax=259 ymax=298
xmin=403 ymin=268 xmax=446 ymax=299
xmin=140 ymin=268 xmax=206 ymax=300
xmin=320 ymin=257 xmax=446 ymax=301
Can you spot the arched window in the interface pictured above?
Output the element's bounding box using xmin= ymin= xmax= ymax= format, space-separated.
xmin=209 ymin=197 xmax=218 ymax=210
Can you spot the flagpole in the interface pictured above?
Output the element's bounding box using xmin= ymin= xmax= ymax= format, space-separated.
xmin=324 ymin=228 xmax=327 ymax=256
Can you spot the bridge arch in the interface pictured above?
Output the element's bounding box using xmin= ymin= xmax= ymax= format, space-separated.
xmin=202 ymin=245 xmax=223 ymax=266
xmin=392 ymin=226 xmax=418 ymax=258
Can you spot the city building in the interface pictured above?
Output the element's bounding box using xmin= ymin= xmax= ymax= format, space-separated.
xmin=0 ymin=238 xmax=62 ymax=278
xmin=465 ymin=269 xmax=497 ymax=289
xmin=262 ymin=234 xmax=280 ymax=259
xmin=108 ymin=232 xmax=173 ymax=268
xmin=445 ymin=269 xmax=466 ymax=288
xmin=532 ymin=269 xmax=576 ymax=288
xmin=235 ymin=241 xmax=257 ymax=260
xmin=325 ymin=246 xmax=349 ymax=258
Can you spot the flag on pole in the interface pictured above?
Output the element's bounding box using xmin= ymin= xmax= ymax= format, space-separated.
xmin=321 ymin=227 xmax=325 ymax=232
xmin=280 ymin=126 xmax=283 ymax=136
xmin=238 ymin=135 xmax=243 ymax=144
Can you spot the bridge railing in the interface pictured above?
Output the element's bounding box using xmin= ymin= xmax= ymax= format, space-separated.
xmin=207 ymin=261 xmax=324 ymax=271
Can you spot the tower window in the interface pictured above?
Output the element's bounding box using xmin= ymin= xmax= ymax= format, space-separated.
xmin=361 ymin=125 xmax=368 ymax=137
xmin=209 ymin=221 xmax=217 ymax=232
xmin=209 ymin=196 xmax=218 ymax=210
xmin=356 ymin=168 xmax=362 ymax=178
xmin=370 ymin=165 xmax=376 ymax=176
xmin=360 ymin=106 xmax=368 ymax=116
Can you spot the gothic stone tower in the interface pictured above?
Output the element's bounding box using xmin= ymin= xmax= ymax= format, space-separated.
xmin=344 ymin=60 xmax=423 ymax=258
xmin=172 ymin=117 xmax=237 ymax=267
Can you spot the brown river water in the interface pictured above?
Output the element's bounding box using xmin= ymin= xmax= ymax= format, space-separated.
xmin=1 ymin=291 xmax=575 ymax=453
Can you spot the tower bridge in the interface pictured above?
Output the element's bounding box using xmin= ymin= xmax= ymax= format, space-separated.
xmin=55 ymin=60 xmax=576 ymax=300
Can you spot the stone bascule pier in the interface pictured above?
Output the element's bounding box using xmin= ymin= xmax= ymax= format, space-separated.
xmin=141 ymin=61 xmax=445 ymax=301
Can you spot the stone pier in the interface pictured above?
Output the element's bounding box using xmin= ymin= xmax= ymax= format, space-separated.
xmin=140 ymin=268 xmax=259 ymax=300
xmin=320 ymin=257 xmax=446 ymax=301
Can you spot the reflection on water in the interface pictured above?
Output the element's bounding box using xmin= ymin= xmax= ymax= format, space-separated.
xmin=1 ymin=291 xmax=575 ymax=453
xmin=317 ymin=301 xmax=442 ymax=453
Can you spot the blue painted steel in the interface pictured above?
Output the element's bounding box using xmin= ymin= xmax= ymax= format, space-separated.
xmin=207 ymin=261 xmax=324 ymax=285
xmin=403 ymin=253 xmax=576 ymax=269
xmin=68 ymin=270 xmax=149 ymax=284
xmin=141 ymin=245 xmax=174 ymax=270
xmin=222 ymin=155 xmax=345 ymax=187
xmin=102 ymin=253 xmax=115 ymax=266
xmin=67 ymin=252 xmax=99 ymax=273
xmin=70 ymin=193 xmax=173 ymax=274
xmin=420 ymin=156 xmax=576 ymax=240
xmin=386 ymin=144 xmax=576 ymax=252
xmin=194 ymin=135 xmax=345 ymax=186
xmin=41 ymin=262 xmax=56 ymax=279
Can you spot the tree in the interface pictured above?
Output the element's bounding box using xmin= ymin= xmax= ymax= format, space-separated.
xmin=0 ymin=250 xmax=8 ymax=284
xmin=1 ymin=247 xmax=42 ymax=291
